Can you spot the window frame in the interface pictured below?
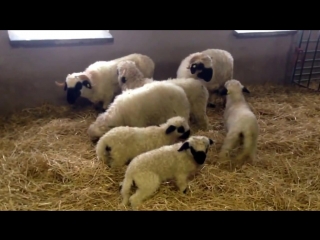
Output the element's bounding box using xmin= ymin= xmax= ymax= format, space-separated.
xmin=233 ymin=30 xmax=298 ymax=38
xmin=7 ymin=30 xmax=114 ymax=47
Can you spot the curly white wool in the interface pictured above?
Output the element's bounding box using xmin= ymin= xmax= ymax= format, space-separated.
xmin=120 ymin=135 xmax=214 ymax=209
xmin=218 ymin=79 xmax=259 ymax=167
xmin=116 ymin=60 xmax=209 ymax=131
xmin=96 ymin=116 xmax=191 ymax=168
xmin=176 ymin=48 xmax=234 ymax=107
xmin=55 ymin=53 xmax=155 ymax=110
xmin=87 ymin=81 xmax=190 ymax=141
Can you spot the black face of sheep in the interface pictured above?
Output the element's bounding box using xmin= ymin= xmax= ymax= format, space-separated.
xmin=66 ymin=80 xmax=92 ymax=104
xmin=178 ymin=138 xmax=214 ymax=165
xmin=190 ymin=63 xmax=213 ymax=82
xmin=165 ymin=125 xmax=190 ymax=140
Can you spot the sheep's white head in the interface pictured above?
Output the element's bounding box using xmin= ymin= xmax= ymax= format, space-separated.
xmin=186 ymin=53 xmax=213 ymax=82
xmin=219 ymin=79 xmax=250 ymax=96
xmin=116 ymin=60 xmax=143 ymax=88
xmin=55 ymin=72 xmax=92 ymax=104
xmin=177 ymin=136 xmax=214 ymax=165
xmin=162 ymin=116 xmax=191 ymax=141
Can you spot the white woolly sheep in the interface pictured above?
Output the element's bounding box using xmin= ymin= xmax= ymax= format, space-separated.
xmin=218 ymin=79 xmax=259 ymax=168
xmin=120 ymin=135 xmax=214 ymax=209
xmin=96 ymin=116 xmax=191 ymax=168
xmin=116 ymin=60 xmax=209 ymax=131
xmin=55 ymin=53 xmax=155 ymax=110
xmin=87 ymin=81 xmax=191 ymax=141
xmin=176 ymin=48 xmax=234 ymax=108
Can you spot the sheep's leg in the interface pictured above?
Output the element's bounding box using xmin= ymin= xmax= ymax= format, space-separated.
xmin=175 ymin=174 xmax=189 ymax=193
xmin=129 ymin=173 xmax=160 ymax=209
xmin=207 ymin=93 xmax=217 ymax=108
xmin=218 ymin=132 xmax=239 ymax=163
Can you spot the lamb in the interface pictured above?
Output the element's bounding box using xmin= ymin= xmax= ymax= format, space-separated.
xmin=116 ymin=60 xmax=209 ymax=131
xmin=96 ymin=116 xmax=191 ymax=168
xmin=120 ymin=135 xmax=214 ymax=209
xmin=87 ymin=81 xmax=191 ymax=142
xmin=176 ymin=48 xmax=234 ymax=108
xmin=218 ymin=79 xmax=259 ymax=168
xmin=55 ymin=53 xmax=155 ymax=110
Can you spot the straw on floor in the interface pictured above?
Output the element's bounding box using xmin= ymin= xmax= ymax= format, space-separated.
xmin=0 ymin=84 xmax=319 ymax=210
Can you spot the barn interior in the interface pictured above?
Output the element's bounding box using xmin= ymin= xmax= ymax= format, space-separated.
xmin=0 ymin=30 xmax=319 ymax=210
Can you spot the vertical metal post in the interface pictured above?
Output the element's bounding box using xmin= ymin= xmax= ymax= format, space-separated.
xmin=307 ymin=31 xmax=320 ymax=88
xmin=298 ymin=30 xmax=312 ymax=85
xmin=291 ymin=30 xmax=304 ymax=83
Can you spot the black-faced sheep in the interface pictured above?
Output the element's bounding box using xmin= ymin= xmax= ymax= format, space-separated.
xmin=218 ymin=79 xmax=259 ymax=168
xmin=96 ymin=116 xmax=191 ymax=168
xmin=116 ymin=60 xmax=209 ymax=131
xmin=55 ymin=53 xmax=155 ymax=110
xmin=120 ymin=135 xmax=214 ymax=209
xmin=87 ymin=81 xmax=191 ymax=142
xmin=176 ymin=49 xmax=234 ymax=108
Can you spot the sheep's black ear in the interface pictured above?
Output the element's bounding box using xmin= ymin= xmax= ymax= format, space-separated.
xmin=166 ymin=125 xmax=176 ymax=134
xmin=82 ymin=80 xmax=92 ymax=89
xmin=219 ymin=86 xmax=228 ymax=96
xmin=209 ymin=138 xmax=214 ymax=145
xmin=178 ymin=142 xmax=189 ymax=152
xmin=242 ymin=86 xmax=250 ymax=94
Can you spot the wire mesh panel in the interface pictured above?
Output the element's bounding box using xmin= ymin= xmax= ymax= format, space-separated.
xmin=291 ymin=30 xmax=320 ymax=91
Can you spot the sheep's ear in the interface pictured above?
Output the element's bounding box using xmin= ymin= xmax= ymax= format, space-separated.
xmin=77 ymin=73 xmax=90 ymax=81
xmin=209 ymin=138 xmax=214 ymax=145
xmin=219 ymin=86 xmax=228 ymax=96
xmin=166 ymin=125 xmax=176 ymax=134
xmin=178 ymin=142 xmax=189 ymax=152
xmin=242 ymin=87 xmax=250 ymax=94
xmin=82 ymin=80 xmax=92 ymax=89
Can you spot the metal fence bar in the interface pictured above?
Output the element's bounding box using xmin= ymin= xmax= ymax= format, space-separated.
xmin=298 ymin=30 xmax=312 ymax=85
xmin=291 ymin=30 xmax=304 ymax=83
xmin=307 ymin=31 xmax=320 ymax=88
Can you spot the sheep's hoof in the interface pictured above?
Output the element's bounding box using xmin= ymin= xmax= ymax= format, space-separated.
xmin=207 ymin=103 xmax=216 ymax=108
xmin=183 ymin=188 xmax=187 ymax=194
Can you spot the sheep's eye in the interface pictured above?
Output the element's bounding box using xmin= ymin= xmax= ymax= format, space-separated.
xmin=177 ymin=126 xmax=185 ymax=133
xmin=191 ymin=64 xmax=197 ymax=69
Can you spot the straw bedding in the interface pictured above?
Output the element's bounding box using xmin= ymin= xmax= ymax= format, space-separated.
xmin=0 ymin=84 xmax=319 ymax=211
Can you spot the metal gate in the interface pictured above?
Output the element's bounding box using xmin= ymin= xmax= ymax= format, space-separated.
xmin=291 ymin=30 xmax=320 ymax=91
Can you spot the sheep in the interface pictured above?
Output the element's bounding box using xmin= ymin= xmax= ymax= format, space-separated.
xmin=217 ymin=79 xmax=258 ymax=169
xmin=96 ymin=116 xmax=191 ymax=168
xmin=120 ymin=135 xmax=214 ymax=209
xmin=176 ymin=48 xmax=234 ymax=108
xmin=54 ymin=53 xmax=155 ymax=111
xmin=87 ymin=81 xmax=191 ymax=142
xmin=116 ymin=60 xmax=209 ymax=131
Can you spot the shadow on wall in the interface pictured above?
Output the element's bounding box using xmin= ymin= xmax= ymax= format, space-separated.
xmin=0 ymin=30 xmax=297 ymax=115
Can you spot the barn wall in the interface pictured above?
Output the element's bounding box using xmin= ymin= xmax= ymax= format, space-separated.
xmin=0 ymin=30 xmax=297 ymax=116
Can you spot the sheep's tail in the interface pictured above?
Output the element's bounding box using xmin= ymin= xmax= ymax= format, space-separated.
xmin=120 ymin=175 xmax=134 ymax=206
